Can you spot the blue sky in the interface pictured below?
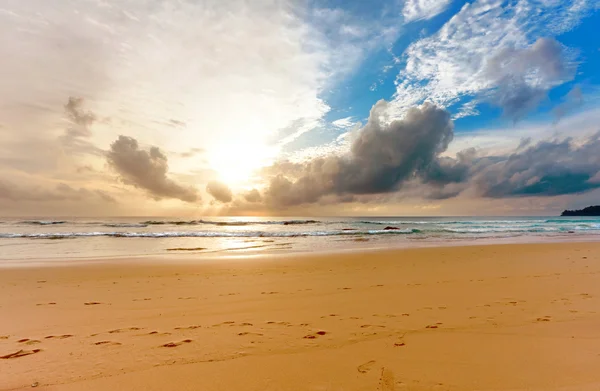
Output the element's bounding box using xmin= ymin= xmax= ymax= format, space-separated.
xmin=0 ymin=0 xmax=600 ymax=216
xmin=285 ymin=0 xmax=600 ymax=155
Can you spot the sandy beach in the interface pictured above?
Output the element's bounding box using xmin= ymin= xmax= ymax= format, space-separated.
xmin=2 ymin=242 xmax=600 ymax=390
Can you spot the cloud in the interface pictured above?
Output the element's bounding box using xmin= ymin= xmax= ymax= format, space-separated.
xmin=264 ymin=100 xmax=454 ymax=206
xmin=308 ymin=4 xmax=402 ymax=81
xmin=553 ymin=85 xmax=584 ymax=122
xmin=484 ymin=38 xmax=574 ymax=120
xmin=60 ymin=96 xmax=104 ymax=155
xmin=472 ymin=134 xmax=600 ymax=197
xmin=206 ymin=180 xmax=233 ymax=203
xmin=262 ymin=99 xmax=600 ymax=208
xmin=243 ymin=188 xmax=262 ymax=203
xmin=403 ymin=0 xmax=452 ymax=23
xmin=392 ymin=0 xmax=593 ymax=119
xmin=0 ymin=181 xmax=116 ymax=203
xmin=331 ymin=116 xmax=355 ymax=129
xmin=64 ymin=97 xmax=96 ymax=128
xmin=408 ymin=131 xmax=600 ymax=200
xmin=179 ymin=148 xmax=205 ymax=158
xmin=0 ymin=0 xmax=344 ymax=181
xmin=107 ymin=136 xmax=199 ymax=202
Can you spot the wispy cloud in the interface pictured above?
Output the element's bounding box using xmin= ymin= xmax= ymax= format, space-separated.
xmin=391 ymin=0 xmax=596 ymax=119
xmin=403 ymin=0 xmax=452 ymax=22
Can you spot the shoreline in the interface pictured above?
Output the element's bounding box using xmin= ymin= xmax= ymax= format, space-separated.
xmin=1 ymin=233 xmax=599 ymax=268
xmin=2 ymin=242 xmax=600 ymax=390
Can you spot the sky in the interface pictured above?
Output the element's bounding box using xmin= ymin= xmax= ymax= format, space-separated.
xmin=1 ymin=0 xmax=600 ymax=216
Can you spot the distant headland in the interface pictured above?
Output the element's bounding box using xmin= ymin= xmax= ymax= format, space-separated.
xmin=561 ymin=205 xmax=600 ymax=216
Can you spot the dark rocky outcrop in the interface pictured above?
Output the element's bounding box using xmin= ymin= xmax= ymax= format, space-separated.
xmin=561 ymin=205 xmax=600 ymax=216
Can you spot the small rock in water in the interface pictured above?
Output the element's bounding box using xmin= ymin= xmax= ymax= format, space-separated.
xmin=383 ymin=226 xmax=400 ymax=230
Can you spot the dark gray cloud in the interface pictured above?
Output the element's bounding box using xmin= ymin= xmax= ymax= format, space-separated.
xmin=107 ymin=136 xmax=199 ymax=202
xmin=262 ymin=99 xmax=600 ymax=208
xmin=264 ymin=100 xmax=454 ymax=206
xmin=485 ymin=38 xmax=575 ymax=121
xmin=472 ymin=134 xmax=600 ymax=197
xmin=206 ymin=180 xmax=233 ymax=203
xmin=412 ymin=132 xmax=600 ymax=199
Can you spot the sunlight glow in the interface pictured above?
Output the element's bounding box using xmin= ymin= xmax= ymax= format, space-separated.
xmin=207 ymin=140 xmax=276 ymax=188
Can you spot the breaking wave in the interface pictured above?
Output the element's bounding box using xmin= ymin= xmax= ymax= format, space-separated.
xmin=19 ymin=220 xmax=67 ymax=225
xmin=140 ymin=219 xmax=321 ymax=226
xmin=0 ymin=229 xmax=419 ymax=239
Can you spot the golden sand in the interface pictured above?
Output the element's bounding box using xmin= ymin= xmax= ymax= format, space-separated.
xmin=1 ymin=242 xmax=600 ymax=390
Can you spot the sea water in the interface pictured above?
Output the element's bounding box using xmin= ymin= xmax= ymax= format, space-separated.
xmin=1 ymin=216 xmax=599 ymax=264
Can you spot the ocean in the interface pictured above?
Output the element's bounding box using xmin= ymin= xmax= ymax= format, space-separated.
xmin=1 ymin=216 xmax=599 ymax=265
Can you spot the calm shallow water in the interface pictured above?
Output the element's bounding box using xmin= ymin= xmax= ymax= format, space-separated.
xmin=1 ymin=216 xmax=599 ymax=265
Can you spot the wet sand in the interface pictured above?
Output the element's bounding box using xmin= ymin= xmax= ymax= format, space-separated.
xmin=2 ymin=242 xmax=600 ymax=390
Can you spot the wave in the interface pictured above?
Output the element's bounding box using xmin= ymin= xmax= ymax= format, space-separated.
xmin=358 ymin=219 xmax=546 ymax=225
xmin=103 ymin=223 xmax=149 ymax=228
xmin=140 ymin=219 xmax=321 ymax=226
xmin=20 ymin=220 xmax=67 ymax=225
xmin=3 ymin=224 xmax=600 ymax=240
xmin=545 ymin=219 xmax=600 ymax=223
xmin=0 ymin=229 xmax=419 ymax=239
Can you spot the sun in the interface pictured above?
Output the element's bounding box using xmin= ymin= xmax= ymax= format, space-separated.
xmin=207 ymin=141 xmax=276 ymax=188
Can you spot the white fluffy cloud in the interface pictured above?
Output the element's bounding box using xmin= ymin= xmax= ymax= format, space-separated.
xmin=403 ymin=0 xmax=452 ymax=22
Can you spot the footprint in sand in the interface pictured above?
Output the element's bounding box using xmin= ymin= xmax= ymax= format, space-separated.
xmin=44 ymin=335 xmax=73 ymax=340
xmin=84 ymin=302 xmax=103 ymax=306
xmin=361 ymin=325 xmax=386 ymax=329
xmin=303 ymin=331 xmax=327 ymax=339
xmin=161 ymin=339 xmax=192 ymax=348
xmin=1 ymin=349 xmax=42 ymax=359
xmin=174 ymin=325 xmax=201 ymax=330
xmin=238 ymin=332 xmax=263 ymax=336
xmin=94 ymin=341 xmax=121 ymax=346
xmin=36 ymin=302 xmax=56 ymax=306
xmin=0 ymin=336 xmax=8 ymax=340
xmin=109 ymin=327 xmax=143 ymax=334
xmin=147 ymin=331 xmax=171 ymax=336
xmin=357 ymin=360 xmax=376 ymax=374
xmin=18 ymin=339 xmax=41 ymax=345
xmin=212 ymin=321 xmax=236 ymax=327
xmin=266 ymin=321 xmax=290 ymax=326
xmin=536 ymin=316 xmax=552 ymax=322
xmin=380 ymin=368 xmax=395 ymax=391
